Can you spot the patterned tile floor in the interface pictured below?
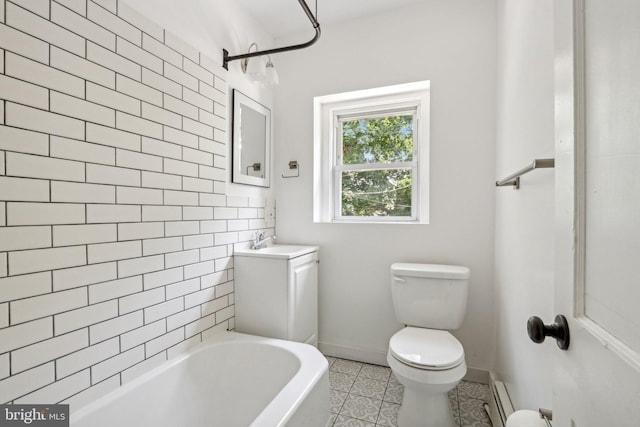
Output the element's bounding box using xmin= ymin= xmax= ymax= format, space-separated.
xmin=326 ymin=356 xmax=493 ymax=427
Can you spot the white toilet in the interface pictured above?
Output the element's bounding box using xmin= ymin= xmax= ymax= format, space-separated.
xmin=387 ymin=263 xmax=470 ymax=427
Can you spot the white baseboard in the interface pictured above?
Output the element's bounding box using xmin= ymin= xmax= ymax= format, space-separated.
xmin=318 ymin=341 xmax=389 ymax=366
xmin=487 ymin=371 xmax=515 ymax=427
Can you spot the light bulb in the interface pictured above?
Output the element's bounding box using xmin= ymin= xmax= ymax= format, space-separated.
xmin=263 ymin=60 xmax=279 ymax=86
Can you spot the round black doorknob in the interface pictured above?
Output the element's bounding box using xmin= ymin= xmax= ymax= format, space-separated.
xmin=527 ymin=314 xmax=570 ymax=350
xmin=527 ymin=316 xmax=547 ymax=343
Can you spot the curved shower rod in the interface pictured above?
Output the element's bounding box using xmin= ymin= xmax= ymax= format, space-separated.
xmin=222 ymin=0 xmax=321 ymax=70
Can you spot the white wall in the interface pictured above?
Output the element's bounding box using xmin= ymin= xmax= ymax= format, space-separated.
xmin=273 ymin=0 xmax=497 ymax=370
xmin=493 ymin=0 xmax=555 ymax=410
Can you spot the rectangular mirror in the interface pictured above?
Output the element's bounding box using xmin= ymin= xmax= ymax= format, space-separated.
xmin=232 ymin=90 xmax=271 ymax=187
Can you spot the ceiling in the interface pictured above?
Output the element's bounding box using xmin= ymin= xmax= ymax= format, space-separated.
xmin=235 ymin=0 xmax=426 ymax=39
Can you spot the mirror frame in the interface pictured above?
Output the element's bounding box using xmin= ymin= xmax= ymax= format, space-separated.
xmin=231 ymin=89 xmax=271 ymax=187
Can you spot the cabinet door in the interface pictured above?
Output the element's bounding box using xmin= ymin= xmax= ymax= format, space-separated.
xmin=234 ymin=256 xmax=289 ymax=339
xmin=288 ymin=252 xmax=318 ymax=345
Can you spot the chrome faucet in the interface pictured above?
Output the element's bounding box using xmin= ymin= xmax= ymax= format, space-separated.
xmin=251 ymin=232 xmax=276 ymax=250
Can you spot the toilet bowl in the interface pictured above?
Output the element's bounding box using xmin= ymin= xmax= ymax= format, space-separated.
xmin=388 ymin=327 xmax=466 ymax=427
xmin=388 ymin=263 xmax=470 ymax=427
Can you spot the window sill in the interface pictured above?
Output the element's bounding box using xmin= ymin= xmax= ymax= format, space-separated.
xmin=315 ymin=219 xmax=429 ymax=225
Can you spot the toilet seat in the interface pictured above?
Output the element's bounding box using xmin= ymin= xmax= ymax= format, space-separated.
xmin=389 ymin=327 xmax=464 ymax=370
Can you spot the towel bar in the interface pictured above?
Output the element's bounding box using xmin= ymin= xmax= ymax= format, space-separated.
xmin=496 ymin=158 xmax=554 ymax=189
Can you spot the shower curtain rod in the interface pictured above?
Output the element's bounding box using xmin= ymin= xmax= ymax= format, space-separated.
xmin=222 ymin=0 xmax=321 ymax=70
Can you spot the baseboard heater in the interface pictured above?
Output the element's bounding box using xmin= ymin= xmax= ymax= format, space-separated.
xmin=486 ymin=377 xmax=515 ymax=427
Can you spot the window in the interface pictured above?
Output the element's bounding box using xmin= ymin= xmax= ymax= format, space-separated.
xmin=313 ymin=81 xmax=430 ymax=223
xmin=336 ymin=109 xmax=417 ymax=220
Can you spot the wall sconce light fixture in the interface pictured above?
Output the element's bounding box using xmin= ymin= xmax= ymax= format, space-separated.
xmin=241 ymin=44 xmax=279 ymax=86
xmin=222 ymin=0 xmax=320 ymax=83
xmin=264 ymin=57 xmax=279 ymax=86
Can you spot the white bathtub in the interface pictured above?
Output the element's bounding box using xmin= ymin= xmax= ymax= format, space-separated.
xmin=71 ymin=331 xmax=330 ymax=427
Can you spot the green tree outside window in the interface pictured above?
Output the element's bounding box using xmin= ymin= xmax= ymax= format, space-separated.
xmin=339 ymin=115 xmax=414 ymax=217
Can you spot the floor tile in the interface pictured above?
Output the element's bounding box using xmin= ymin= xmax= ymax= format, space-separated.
xmin=329 ymin=370 xmax=358 ymax=393
xmin=325 ymin=356 xmax=492 ymax=427
xmin=332 ymin=358 xmax=364 ymax=376
xmin=351 ymin=376 xmax=387 ymax=400
xmin=330 ymin=389 xmax=349 ymax=414
xmin=460 ymin=423 xmax=493 ymax=427
xmin=450 ymin=389 xmax=461 ymax=426
xmin=376 ymin=401 xmax=400 ymax=426
xmin=326 ymin=355 xmax=338 ymax=368
xmin=458 ymin=395 xmax=492 ymax=427
xmin=388 ymin=373 xmax=402 ymax=387
xmin=359 ymin=364 xmax=391 ymax=382
xmin=333 ymin=415 xmax=376 ymax=427
xmin=340 ymin=394 xmax=382 ymax=423
xmin=457 ymin=381 xmax=491 ymax=401
xmin=382 ymin=380 xmax=403 ymax=404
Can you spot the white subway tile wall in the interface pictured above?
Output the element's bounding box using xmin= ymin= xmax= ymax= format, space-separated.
xmin=0 ymin=0 xmax=272 ymax=407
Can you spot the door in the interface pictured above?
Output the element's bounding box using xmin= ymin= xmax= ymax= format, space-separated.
xmin=554 ymin=0 xmax=640 ymax=425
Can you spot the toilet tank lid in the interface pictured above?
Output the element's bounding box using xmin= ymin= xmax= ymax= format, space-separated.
xmin=391 ymin=263 xmax=470 ymax=279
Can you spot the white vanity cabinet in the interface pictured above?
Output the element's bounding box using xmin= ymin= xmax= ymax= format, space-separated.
xmin=233 ymin=245 xmax=319 ymax=346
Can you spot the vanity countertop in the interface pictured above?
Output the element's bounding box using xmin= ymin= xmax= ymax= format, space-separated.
xmin=233 ymin=245 xmax=319 ymax=260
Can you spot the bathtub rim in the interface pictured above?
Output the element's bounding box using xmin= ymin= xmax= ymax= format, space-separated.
xmin=70 ymin=331 xmax=329 ymax=427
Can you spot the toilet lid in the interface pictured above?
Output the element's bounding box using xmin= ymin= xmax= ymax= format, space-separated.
xmin=389 ymin=327 xmax=464 ymax=370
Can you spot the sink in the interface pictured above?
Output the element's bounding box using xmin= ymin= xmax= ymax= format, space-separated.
xmin=234 ymin=244 xmax=319 ymax=259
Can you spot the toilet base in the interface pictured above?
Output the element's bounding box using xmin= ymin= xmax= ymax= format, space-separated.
xmin=387 ymin=349 xmax=466 ymax=427
xmin=397 ymin=387 xmax=455 ymax=427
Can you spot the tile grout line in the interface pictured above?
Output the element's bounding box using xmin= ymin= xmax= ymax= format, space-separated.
xmin=374 ymin=373 xmax=393 ymax=426
xmin=338 ymin=363 xmax=361 ymax=425
xmin=369 ymin=368 xmax=390 ymax=426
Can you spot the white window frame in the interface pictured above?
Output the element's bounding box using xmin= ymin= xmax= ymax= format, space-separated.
xmin=313 ymin=81 xmax=430 ymax=224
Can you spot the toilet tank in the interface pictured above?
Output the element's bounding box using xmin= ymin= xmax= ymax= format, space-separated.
xmin=390 ymin=263 xmax=470 ymax=330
